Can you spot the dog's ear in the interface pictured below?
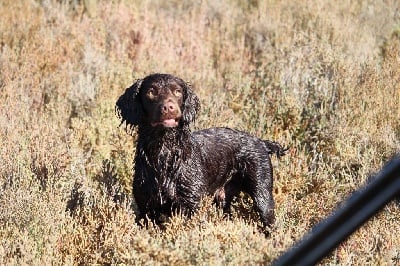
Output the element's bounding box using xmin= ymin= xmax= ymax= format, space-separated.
xmin=181 ymin=81 xmax=200 ymax=126
xmin=115 ymin=79 xmax=143 ymax=131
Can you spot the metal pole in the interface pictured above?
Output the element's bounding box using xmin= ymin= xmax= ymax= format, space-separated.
xmin=273 ymin=155 xmax=400 ymax=266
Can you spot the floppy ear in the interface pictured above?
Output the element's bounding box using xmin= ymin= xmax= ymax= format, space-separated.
xmin=181 ymin=81 xmax=200 ymax=126
xmin=115 ymin=79 xmax=143 ymax=131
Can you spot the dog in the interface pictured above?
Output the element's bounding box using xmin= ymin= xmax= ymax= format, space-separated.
xmin=116 ymin=73 xmax=287 ymax=227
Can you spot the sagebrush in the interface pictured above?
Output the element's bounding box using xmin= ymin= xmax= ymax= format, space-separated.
xmin=0 ymin=0 xmax=399 ymax=264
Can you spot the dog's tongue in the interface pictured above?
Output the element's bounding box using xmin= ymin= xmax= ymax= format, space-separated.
xmin=162 ymin=119 xmax=178 ymax=127
xmin=151 ymin=119 xmax=178 ymax=127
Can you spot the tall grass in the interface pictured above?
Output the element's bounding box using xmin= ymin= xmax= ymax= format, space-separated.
xmin=0 ymin=0 xmax=399 ymax=264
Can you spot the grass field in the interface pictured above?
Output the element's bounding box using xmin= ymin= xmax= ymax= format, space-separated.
xmin=1 ymin=0 xmax=399 ymax=264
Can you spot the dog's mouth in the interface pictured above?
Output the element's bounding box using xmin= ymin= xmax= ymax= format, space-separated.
xmin=151 ymin=118 xmax=180 ymax=128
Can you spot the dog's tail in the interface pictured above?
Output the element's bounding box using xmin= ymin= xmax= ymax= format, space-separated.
xmin=263 ymin=140 xmax=289 ymax=158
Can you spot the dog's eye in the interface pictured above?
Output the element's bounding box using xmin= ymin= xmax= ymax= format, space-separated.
xmin=174 ymin=88 xmax=182 ymax=97
xmin=147 ymin=88 xmax=157 ymax=98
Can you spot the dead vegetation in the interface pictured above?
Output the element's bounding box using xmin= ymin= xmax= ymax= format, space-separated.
xmin=0 ymin=0 xmax=399 ymax=264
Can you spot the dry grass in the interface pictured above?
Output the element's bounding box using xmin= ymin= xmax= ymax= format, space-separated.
xmin=1 ymin=0 xmax=399 ymax=264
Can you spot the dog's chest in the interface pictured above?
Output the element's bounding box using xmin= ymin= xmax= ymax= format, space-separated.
xmin=137 ymin=145 xmax=186 ymax=198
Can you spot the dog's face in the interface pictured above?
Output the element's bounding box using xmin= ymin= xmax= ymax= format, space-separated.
xmin=139 ymin=76 xmax=183 ymax=128
xmin=116 ymin=74 xmax=200 ymax=131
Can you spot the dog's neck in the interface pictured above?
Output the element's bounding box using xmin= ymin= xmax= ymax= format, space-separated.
xmin=137 ymin=124 xmax=192 ymax=166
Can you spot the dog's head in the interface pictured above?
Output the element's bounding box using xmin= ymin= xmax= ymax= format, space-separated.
xmin=116 ymin=73 xmax=200 ymax=131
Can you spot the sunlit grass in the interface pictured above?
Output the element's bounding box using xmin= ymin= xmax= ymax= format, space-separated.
xmin=0 ymin=0 xmax=399 ymax=264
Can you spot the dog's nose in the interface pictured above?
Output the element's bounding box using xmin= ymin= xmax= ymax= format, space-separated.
xmin=162 ymin=101 xmax=176 ymax=114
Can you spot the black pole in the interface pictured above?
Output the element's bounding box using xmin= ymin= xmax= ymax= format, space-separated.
xmin=273 ymin=155 xmax=400 ymax=266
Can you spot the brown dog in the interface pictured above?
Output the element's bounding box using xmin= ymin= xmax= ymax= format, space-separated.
xmin=116 ymin=73 xmax=287 ymax=227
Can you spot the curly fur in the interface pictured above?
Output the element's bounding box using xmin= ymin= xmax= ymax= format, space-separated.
xmin=116 ymin=73 xmax=287 ymax=227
